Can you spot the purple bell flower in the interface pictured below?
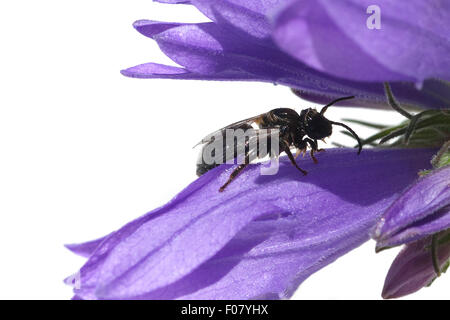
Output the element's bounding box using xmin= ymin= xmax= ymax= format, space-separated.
xmin=121 ymin=0 xmax=450 ymax=110
xmin=66 ymin=148 xmax=434 ymax=299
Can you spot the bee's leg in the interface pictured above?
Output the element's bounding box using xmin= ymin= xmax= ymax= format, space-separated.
xmin=219 ymin=149 xmax=251 ymax=192
xmin=219 ymin=162 xmax=249 ymax=192
xmin=315 ymin=139 xmax=325 ymax=152
xmin=284 ymin=147 xmax=308 ymax=176
xmin=305 ymin=138 xmax=324 ymax=164
xmin=310 ymin=149 xmax=319 ymax=164
xmin=294 ymin=139 xmax=308 ymax=159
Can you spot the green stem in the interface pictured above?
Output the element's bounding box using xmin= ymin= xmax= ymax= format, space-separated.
xmin=383 ymin=82 xmax=413 ymax=119
xmin=431 ymin=140 xmax=450 ymax=168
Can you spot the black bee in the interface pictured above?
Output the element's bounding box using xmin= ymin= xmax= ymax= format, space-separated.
xmin=196 ymin=96 xmax=362 ymax=192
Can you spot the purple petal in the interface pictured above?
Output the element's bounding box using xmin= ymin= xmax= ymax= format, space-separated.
xmin=67 ymin=148 xmax=434 ymax=299
xmin=377 ymin=207 xmax=450 ymax=250
xmin=382 ymin=235 xmax=450 ymax=299
xmin=374 ymin=166 xmax=450 ymax=248
xmin=132 ymin=20 xmax=184 ymax=38
xmin=121 ymin=63 xmax=213 ymax=79
xmin=136 ymin=216 xmax=371 ymax=299
xmin=155 ymin=0 xmax=284 ymax=39
xmin=272 ymin=0 xmax=450 ymax=82
xmin=65 ymin=235 xmax=109 ymax=258
xmin=155 ymin=0 xmax=191 ymax=4
xmin=123 ymin=20 xmax=450 ymax=110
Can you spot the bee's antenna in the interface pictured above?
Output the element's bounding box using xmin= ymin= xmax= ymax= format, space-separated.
xmin=329 ymin=121 xmax=362 ymax=155
xmin=320 ymin=96 xmax=355 ymax=115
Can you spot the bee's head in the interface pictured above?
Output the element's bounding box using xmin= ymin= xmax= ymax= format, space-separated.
xmin=300 ymin=108 xmax=332 ymax=140
xmin=298 ymin=96 xmax=362 ymax=155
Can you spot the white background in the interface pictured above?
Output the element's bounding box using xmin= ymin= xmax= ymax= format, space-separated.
xmin=0 ymin=1 xmax=448 ymax=299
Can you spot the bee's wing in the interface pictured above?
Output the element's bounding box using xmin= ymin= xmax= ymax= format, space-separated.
xmin=194 ymin=114 xmax=265 ymax=147
xmin=203 ymin=127 xmax=281 ymax=165
xmin=239 ymin=128 xmax=281 ymax=161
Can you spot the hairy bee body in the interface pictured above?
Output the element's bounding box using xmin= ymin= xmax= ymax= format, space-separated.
xmin=195 ymin=96 xmax=362 ymax=191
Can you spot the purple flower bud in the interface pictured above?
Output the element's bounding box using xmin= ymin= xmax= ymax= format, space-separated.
xmin=374 ymin=166 xmax=450 ymax=250
xmin=382 ymin=234 xmax=450 ymax=299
